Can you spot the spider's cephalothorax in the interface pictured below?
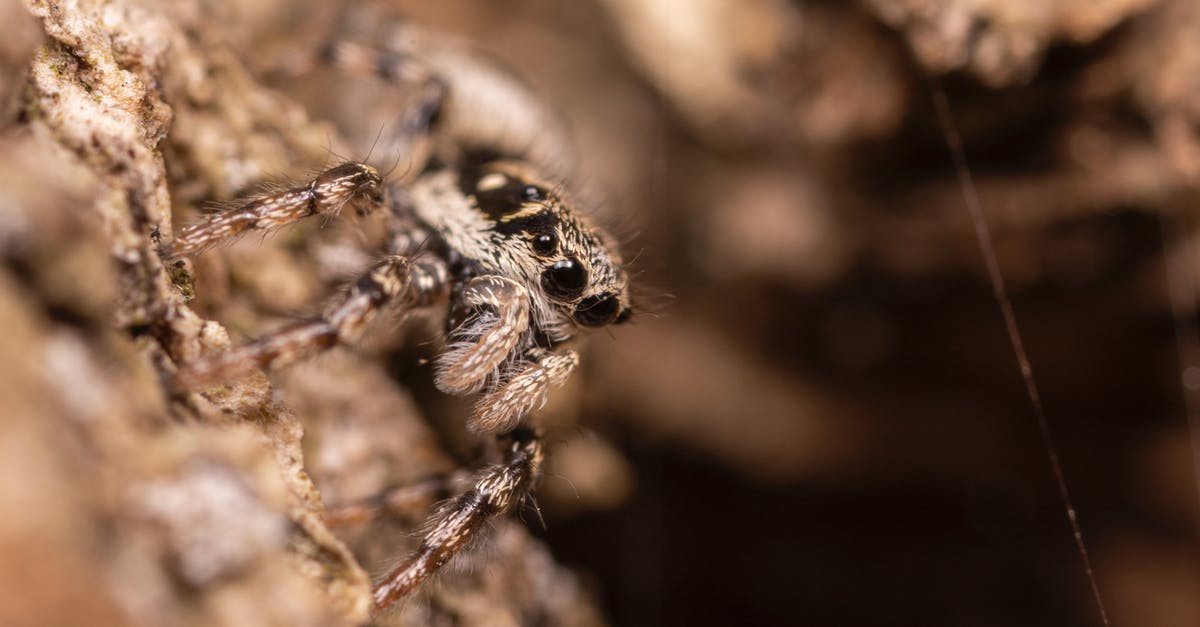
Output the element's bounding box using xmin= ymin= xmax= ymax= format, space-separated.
xmin=415 ymin=158 xmax=631 ymax=341
xmin=165 ymin=24 xmax=634 ymax=617
xmin=398 ymin=155 xmax=632 ymax=433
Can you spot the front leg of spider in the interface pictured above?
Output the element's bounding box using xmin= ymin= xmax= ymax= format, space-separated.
xmin=470 ymin=347 xmax=580 ymax=433
xmin=434 ymin=275 xmax=530 ymax=395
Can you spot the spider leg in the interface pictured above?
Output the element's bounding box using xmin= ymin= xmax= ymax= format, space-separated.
xmin=323 ymin=25 xmax=572 ymax=177
xmin=322 ymin=40 xmax=445 ymax=178
xmin=371 ymin=428 xmax=544 ymax=614
xmin=469 ymin=348 xmax=580 ymax=433
xmin=172 ymin=255 xmax=449 ymax=388
xmin=324 ymin=38 xmax=436 ymax=86
xmin=164 ymin=161 xmax=385 ymax=260
xmin=434 ymin=276 xmax=530 ymax=395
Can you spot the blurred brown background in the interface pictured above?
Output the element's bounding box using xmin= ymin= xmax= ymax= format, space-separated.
xmin=4 ymin=0 xmax=1200 ymax=626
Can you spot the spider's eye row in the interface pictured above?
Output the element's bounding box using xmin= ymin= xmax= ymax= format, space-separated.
xmin=574 ymin=294 xmax=621 ymax=327
xmin=532 ymin=231 xmax=558 ymax=256
xmin=541 ymin=257 xmax=588 ymax=300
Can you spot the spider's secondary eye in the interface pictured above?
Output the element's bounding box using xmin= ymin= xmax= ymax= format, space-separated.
xmin=541 ymin=258 xmax=588 ymax=300
xmin=574 ymin=294 xmax=621 ymax=327
xmin=532 ymin=232 xmax=558 ymax=256
xmin=523 ymin=185 xmax=543 ymax=201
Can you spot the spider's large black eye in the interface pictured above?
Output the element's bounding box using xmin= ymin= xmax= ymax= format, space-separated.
xmin=574 ymin=294 xmax=621 ymax=327
xmin=541 ymin=258 xmax=588 ymax=300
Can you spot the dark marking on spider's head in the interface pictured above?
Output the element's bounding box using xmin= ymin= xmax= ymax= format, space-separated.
xmin=492 ymin=209 xmax=558 ymax=238
xmin=459 ymin=159 xmax=565 ymax=258
xmin=458 ymin=160 xmax=549 ymax=220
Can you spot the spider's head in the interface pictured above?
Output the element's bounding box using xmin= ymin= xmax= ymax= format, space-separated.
xmin=535 ymin=214 xmax=632 ymax=329
xmin=461 ymin=160 xmax=633 ymax=334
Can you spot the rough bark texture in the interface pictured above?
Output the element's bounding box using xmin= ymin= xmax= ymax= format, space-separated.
xmin=5 ymin=0 xmax=1200 ymax=626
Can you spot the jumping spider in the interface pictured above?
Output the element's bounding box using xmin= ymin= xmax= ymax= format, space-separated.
xmin=163 ymin=23 xmax=632 ymax=617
